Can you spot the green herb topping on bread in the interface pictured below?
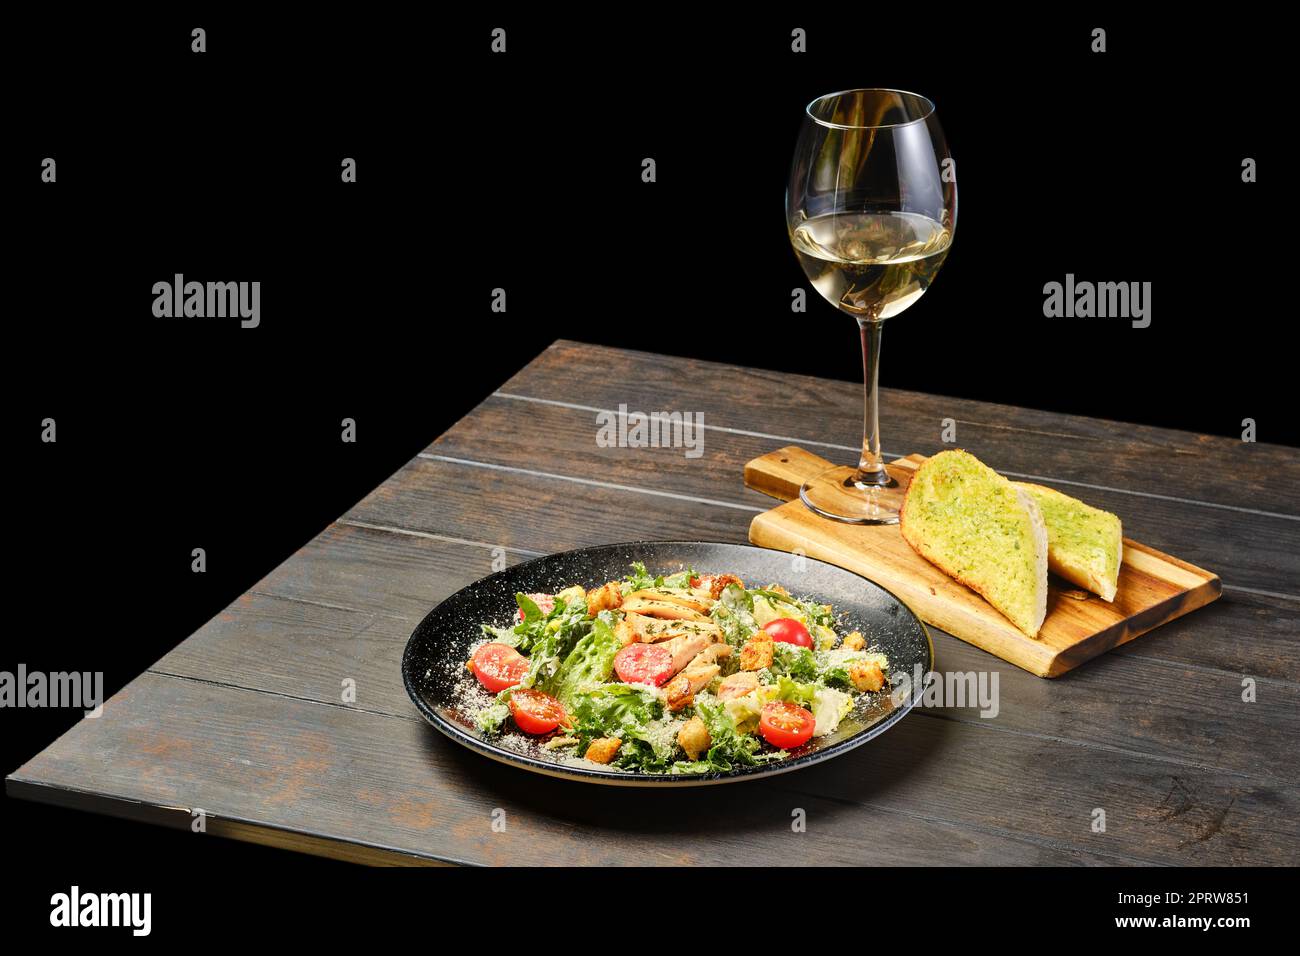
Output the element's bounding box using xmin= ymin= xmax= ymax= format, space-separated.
xmin=1016 ymin=482 xmax=1123 ymax=602
xmin=900 ymin=450 xmax=1049 ymax=638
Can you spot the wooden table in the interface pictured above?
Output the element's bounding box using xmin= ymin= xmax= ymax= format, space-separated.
xmin=10 ymin=341 xmax=1300 ymax=865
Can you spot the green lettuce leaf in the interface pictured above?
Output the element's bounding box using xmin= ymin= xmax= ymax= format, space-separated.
xmin=661 ymin=568 xmax=696 ymax=589
xmin=566 ymin=685 xmax=673 ymax=772
xmin=770 ymin=644 xmax=820 ymax=682
xmin=712 ymin=583 xmax=758 ymax=646
xmin=622 ymin=562 xmax=661 ymax=592
xmin=771 ymin=675 xmax=818 ymax=708
xmin=518 ymin=597 xmax=592 ymax=690
xmin=474 ymin=689 xmax=513 ymax=734
xmin=548 ymin=614 xmax=622 ymax=705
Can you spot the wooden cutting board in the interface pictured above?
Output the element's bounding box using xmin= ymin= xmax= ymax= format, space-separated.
xmin=744 ymin=446 xmax=1222 ymax=677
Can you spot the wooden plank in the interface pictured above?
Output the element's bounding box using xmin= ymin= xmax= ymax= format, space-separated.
xmin=8 ymin=674 xmax=1149 ymax=867
xmin=424 ymin=393 xmax=1300 ymax=597
xmin=173 ymin=541 xmax=1300 ymax=784
xmin=498 ymin=341 xmax=1300 ymax=517
xmin=250 ymin=522 xmax=534 ymax=622
xmin=925 ymin=635 xmax=1300 ymax=786
xmin=344 ymin=456 xmax=759 ymax=556
xmin=427 ymin=392 xmax=782 ymax=512
xmin=149 ymin=591 xmax=414 ymax=719
xmin=1109 ymin=589 xmax=1300 ymax=681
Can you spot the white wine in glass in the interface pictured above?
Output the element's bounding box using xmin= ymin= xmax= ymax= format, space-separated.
xmin=786 ymin=89 xmax=956 ymax=523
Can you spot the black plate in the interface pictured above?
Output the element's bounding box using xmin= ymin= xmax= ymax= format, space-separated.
xmin=401 ymin=541 xmax=933 ymax=786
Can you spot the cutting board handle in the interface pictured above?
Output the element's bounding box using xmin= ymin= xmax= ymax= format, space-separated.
xmin=743 ymin=447 xmax=837 ymax=501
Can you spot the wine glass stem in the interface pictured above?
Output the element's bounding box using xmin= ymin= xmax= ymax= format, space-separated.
xmin=854 ymin=317 xmax=889 ymax=486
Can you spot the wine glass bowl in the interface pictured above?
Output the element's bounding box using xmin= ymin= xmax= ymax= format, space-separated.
xmin=786 ymin=89 xmax=956 ymax=523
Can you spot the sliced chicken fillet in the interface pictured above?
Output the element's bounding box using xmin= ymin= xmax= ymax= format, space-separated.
xmin=665 ymin=664 xmax=721 ymax=712
xmin=684 ymin=643 xmax=731 ymax=669
xmin=717 ymin=671 xmax=759 ymax=700
xmin=661 ymin=634 xmax=712 ymax=676
xmin=620 ymin=596 xmax=711 ymax=622
xmin=620 ymin=612 xmax=719 ymax=645
xmin=623 ymin=588 xmax=714 ymax=615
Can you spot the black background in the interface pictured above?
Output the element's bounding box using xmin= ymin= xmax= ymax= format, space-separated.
xmin=5 ymin=8 xmax=1287 ymax=933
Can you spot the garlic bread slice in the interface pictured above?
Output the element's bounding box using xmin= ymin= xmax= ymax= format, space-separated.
xmin=1016 ymin=482 xmax=1123 ymax=602
xmin=900 ymin=450 xmax=1048 ymax=638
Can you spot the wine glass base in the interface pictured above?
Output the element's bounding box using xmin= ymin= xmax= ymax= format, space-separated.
xmin=799 ymin=465 xmax=905 ymax=525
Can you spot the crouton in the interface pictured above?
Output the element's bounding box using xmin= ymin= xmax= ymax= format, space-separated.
xmin=678 ymin=716 xmax=712 ymax=761
xmin=842 ymin=631 xmax=866 ymax=651
xmin=614 ymin=617 xmax=638 ymax=646
xmin=586 ymin=581 xmax=623 ymax=616
xmin=584 ymin=737 xmax=622 ymax=764
xmin=764 ymin=583 xmax=790 ymax=597
xmin=739 ymin=633 xmax=775 ymax=671
xmin=849 ymin=660 xmax=886 ymax=692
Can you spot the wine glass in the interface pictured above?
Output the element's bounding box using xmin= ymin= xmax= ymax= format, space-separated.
xmin=786 ymin=88 xmax=956 ymax=523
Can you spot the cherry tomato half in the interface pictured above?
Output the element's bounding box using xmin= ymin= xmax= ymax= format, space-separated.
xmin=763 ymin=617 xmax=813 ymax=648
xmin=516 ymin=592 xmax=556 ymax=622
xmin=613 ymin=642 xmax=675 ymax=686
xmin=470 ymin=642 xmax=529 ymax=693
xmin=508 ymin=689 xmax=570 ymax=734
xmin=759 ymin=700 xmax=816 ymax=749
